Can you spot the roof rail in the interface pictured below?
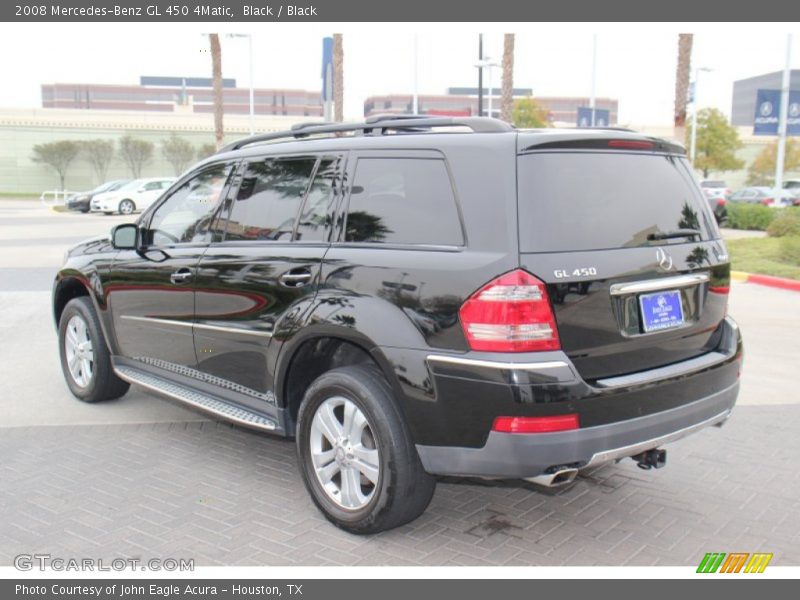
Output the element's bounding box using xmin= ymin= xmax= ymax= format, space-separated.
xmin=219 ymin=116 xmax=513 ymax=153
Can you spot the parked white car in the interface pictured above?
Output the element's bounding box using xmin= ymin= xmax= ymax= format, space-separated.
xmin=90 ymin=177 xmax=176 ymax=215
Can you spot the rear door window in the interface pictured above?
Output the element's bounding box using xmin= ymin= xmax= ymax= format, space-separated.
xmin=517 ymin=152 xmax=715 ymax=253
xmin=344 ymin=157 xmax=463 ymax=246
xmin=225 ymin=157 xmax=316 ymax=241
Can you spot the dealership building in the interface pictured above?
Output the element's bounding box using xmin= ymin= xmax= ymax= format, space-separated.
xmin=731 ymin=70 xmax=800 ymax=127
xmin=42 ymin=76 xmax=324 ymax=118
xmin=364 ymin=88 xmax=619 ymax=125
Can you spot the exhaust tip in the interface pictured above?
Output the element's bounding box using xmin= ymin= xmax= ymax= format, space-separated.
xmin=526 ymin=467 xmax=579 ymax=488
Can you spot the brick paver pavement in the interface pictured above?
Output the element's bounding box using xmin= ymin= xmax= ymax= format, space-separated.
xmin=1 ymin=404 xmax=798 ymax=566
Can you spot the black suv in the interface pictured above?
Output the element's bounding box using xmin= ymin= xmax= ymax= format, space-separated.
xmin=53 ymin=116 xmax=742 ymax=534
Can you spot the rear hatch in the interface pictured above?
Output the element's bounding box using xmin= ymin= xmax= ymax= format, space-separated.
xmin=517 ymin=138 xmax=730 ymax=382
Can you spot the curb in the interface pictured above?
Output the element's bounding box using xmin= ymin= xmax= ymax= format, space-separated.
xmin=731 ymin=270 xmax=800 ymax=292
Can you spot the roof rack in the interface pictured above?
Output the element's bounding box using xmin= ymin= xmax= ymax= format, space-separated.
xmin=219 ymin=116 xmax=513 ymax=153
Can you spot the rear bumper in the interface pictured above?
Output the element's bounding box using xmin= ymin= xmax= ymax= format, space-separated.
xmin=416 ymin=380 xmax=737 ymax=478
xmin=411 ymin=315 xmax=742 ymax=479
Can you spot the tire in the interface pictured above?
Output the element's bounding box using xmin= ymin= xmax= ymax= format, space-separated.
xmin=58 ymin=296 xmax=129 ymax=403
xmin=118 ymin=199 xmax=135 ymax=215
xmin=296 ymin=365 xmax=435 ymax=534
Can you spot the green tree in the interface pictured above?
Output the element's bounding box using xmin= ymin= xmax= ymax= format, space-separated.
xmin=512 ymin=97 xmax=551 ymax=128
xmin=118 ymin=136 xmax=154 ymax=178
xmin=686 ymin=108 xmax=744 ymax=179
xmin=747 ymin=139 xmax=800 ymax=186
xmin=31 ymin=140 xmax=81 ymax=190
xmin=161 ymin=134 xmax=195 ymax=175
xmin=81 ymin=139 xmax=114 ymax=183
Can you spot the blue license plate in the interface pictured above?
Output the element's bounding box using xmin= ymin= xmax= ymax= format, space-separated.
xmin=639 ymin=290 xmax=685 ymax=333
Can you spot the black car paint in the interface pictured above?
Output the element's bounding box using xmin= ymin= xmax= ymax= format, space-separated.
xmin=54 ymin=128 xmax=741 ymax=459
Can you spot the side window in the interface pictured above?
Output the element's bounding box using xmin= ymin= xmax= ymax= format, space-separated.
xmin=143 ymin=181 xmax=162 ymax=191
xmin=345 ymin=158 xmax=463 ymax=245
xmin=294 ymin=158 xmax=338 ymax=242
xmin=225 ymin=158 xmax=316 ymax=241
xmin=146 ymin=164 xmax=233 ymax=246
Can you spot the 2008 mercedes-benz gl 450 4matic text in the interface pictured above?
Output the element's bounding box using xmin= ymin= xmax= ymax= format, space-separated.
xmin=53 ymin=117 xmax=743 ymax=534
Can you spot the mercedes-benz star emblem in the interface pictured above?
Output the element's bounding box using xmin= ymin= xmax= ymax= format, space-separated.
xmin=656 ymin=248 xmax=674 ymax=271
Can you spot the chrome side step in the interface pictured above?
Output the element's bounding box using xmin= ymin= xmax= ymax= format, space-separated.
xmin=114 ymin=365 xmax=278 ymax=432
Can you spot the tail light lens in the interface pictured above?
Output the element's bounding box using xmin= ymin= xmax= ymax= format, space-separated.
xmin=492 ymin=414 xmax=579 ymax=433
xmin=761 ymin=198 xmax=774 ymax=206
xmin=459 ymin=269 xmax=560 ymax=352
xmin=717 ymin=199 xmax=727 ymax=206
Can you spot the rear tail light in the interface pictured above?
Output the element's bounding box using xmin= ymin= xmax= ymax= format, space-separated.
xmin=717 ymin=199 xmax=727 ymax=206
xmin=761 ymin=198 xmax=774 ymax=206
xmin=492 ymin=414 xmax=579 ymax=433
xmin=459 ymin=269 xmax=560 ymax=352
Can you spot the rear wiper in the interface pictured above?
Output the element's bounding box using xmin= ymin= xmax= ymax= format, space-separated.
xmin=647 ymin=228 xmax=702 ymax=241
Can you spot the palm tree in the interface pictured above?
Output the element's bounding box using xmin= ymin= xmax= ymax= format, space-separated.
xmin=333 ymin=33 xmax=344 ymax=122
xmin=209 ymin=33 xmax=224 ymax=150
xmin=500 ymin=34 xmax=515 ymax=123
xmin=674 ymin=34 xmax=693 ymax=142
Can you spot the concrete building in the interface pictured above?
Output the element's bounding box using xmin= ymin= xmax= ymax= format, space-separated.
xmin=731 ymin=70 xmax=800 ymax=127
xmin=42 ymin=76 xmax=323 ymax=118
xmin=364 ymin=88 xmax=618 ymax=125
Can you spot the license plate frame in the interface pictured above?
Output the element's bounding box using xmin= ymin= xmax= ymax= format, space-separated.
xmin=638 ymin=289 xmax=685 ymax=333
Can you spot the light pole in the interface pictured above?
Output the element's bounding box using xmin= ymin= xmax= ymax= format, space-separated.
xmin=775 ymin=33 xmax=793 ymax=193
xmin=227 ymin=33 xmax=255 ymax=135
xmin=475 ymin=58 xmax=499 ymax=118
xmin=689 ymin=66 xmax=712 ymax=166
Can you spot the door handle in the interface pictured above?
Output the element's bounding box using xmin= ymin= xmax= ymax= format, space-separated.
xmin=170 ymin=268 xmax=193 ymax=284
xmin=279 ymin=268 xmax=313 ymax=288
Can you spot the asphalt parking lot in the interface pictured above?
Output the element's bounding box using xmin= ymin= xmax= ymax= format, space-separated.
xmin=1 ymin=199 xmax=798 ymax=566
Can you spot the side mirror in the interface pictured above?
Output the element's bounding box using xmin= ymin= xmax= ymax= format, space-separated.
xmin=111 ymin=223 xmax=138 ymax=250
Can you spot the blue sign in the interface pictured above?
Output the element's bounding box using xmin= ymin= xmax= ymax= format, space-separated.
xmin=639 ymin=290 xmax=685 ymax=333
xmin=753 ymin=89 xmax=800 ymax=136
xmin=321 ymin=37 xmax=334 ymax=102
xmin=577 ymin=107 xmax=610 ymax=128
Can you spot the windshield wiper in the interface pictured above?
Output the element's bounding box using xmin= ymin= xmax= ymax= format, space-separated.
xmin=647 ymin=228 xmax=702 ymax=241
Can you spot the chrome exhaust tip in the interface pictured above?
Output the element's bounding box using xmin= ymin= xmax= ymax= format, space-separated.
xmin=525 ymin=467 xmax=579 ymax=487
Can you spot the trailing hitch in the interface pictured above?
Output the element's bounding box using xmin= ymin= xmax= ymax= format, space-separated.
xmin=632 ymin=448 xmax=667 ymax=470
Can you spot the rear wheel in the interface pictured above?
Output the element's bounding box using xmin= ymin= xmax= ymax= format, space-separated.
xmin=58 ymin=297 xmax=129 ymax=403
xmin=296 ymin=365 xmax=435 ymax=534
xmin=118 ymin=199 xmax=135 ymax=215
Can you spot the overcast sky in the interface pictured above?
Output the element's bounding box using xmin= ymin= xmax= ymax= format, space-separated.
xmin=0 ymin=23 xmax=797 ymax=124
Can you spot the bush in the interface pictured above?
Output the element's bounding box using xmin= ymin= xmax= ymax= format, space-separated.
xmin=779 ymin=235 xmax=800 ymax=265
xmin=725 ymin=203 xmax=776 ymax=231
xmin=766 ymin=208 xmax=800 ymax=237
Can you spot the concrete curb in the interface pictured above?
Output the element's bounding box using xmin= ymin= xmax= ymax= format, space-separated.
xmin=731 ymin=270 xmax=800 ymax=292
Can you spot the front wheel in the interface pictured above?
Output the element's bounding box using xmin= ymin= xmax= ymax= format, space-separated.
xmin=58 ymin=297 xmax=129 ymax=403
xmin=118 ymin=199 xmax=135 ymax=215
xmin=296 ymin=365 xmax=436 ymax=534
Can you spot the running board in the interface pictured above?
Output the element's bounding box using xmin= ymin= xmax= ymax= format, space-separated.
xmin=114 ymin=365 xmax=279 ymax=432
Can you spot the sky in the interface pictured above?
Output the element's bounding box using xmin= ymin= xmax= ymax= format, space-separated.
xmin=0 ymin=23 xmax=797 ymax=125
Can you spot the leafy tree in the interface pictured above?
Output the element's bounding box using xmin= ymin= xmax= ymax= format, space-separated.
xmin=196 ymin=143 xmax=217 ymax=160
xmin=747 ymin=139 xmax=800 ymax=186
xmin=118 ymin=136 xmax=154 ymax=178
xmin=161 ymin=134 xmax=195 ymax=175
xmin=31 ymin=140 xmax=81 ymax=190
xmin=512 ymin=97 xmax=551 ymax=128
xmin=686 ymin=108 xmax=744 ymax=179
xmin=81 ymin=139 xmax=114 ymax=183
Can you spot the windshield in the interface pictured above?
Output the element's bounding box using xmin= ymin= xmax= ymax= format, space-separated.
xmin=517 ymin=152 xmax=716 ymax=253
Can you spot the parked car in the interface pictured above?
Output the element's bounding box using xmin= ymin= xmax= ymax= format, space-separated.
xmin=90 ymin=177 xmax=176 ymax=215
xmin=728 ymin=186 xmax=794 ymax=208
xmin=66 ymin=180 xmax=130 ymax=213
xmin=53 ymin=117 xmax=742 ymax=534
xmin=703 ymin=188 xmax=728 ymax=223
xmin=700 ymin=179 xmax=731 ymax=198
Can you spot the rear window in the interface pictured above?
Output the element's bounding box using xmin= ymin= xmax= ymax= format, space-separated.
xmin=345 ymin=158 xmax=463 ymax=246
xmin=517 ymin=152 xmax=715 ymax=253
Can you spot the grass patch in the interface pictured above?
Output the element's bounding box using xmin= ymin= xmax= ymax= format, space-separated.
xmin=726 ymin=236 xmax=800 ymax=280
